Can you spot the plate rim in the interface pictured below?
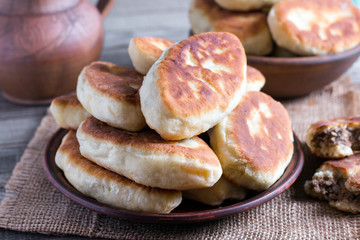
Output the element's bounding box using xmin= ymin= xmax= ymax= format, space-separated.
xmin=42 ymin=128 xmax=304 ymax=223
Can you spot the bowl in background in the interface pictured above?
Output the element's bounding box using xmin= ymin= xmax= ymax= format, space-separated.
xmin=247 ymin=44 xmax=360 ymax=98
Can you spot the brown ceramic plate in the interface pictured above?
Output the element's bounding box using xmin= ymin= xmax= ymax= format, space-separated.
xmin=43 ymin=128 xmax=304 ymax=223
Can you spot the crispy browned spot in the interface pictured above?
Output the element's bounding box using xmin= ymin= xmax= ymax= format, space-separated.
xmin=133 ymin=37 xmax=174 ymax=57
xmin=324 ymin=155 xmax=360 ymax=173
xmin=59 ymin=131 xmax=179 ymax=194
xmin=275 ymin=0 xmax=360 ymax=52
xmin=157 ymin=32 xmax=246 ymax=117
xmin=80 ymin=116 xmax=221 ymax=167
xmin=228 ymin=91 xmax=293 ymax=172
xmin=193 ymin=0 xmax=269 ymax=40
xmin=84 ymin=61 xmax=144 ymax=104
xmin=309 ymin=116 xmax=360 ymax=130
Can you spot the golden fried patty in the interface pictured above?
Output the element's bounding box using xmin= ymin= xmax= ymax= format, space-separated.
xmin=190 ymin=0 xmax=273 ymax=55
xmin=246 ymin=66 xmax=266 ymax=92
xmin=268 ymin=0 xmax=360 ymax=55
xmin=81 ymin=61 xmax=143 ymax=104
xmin=128 ymin=36 xmax=175 ymax=75
xmin=50 ymin=93 xmax=90 ymax=130
xmin=210 ymin=91 xmax=294 ymax=190
xmin=77 ymin=116 xmax=222 ymax=190
xmin=140 ymin=32 xmax=247 ymax=140
xmin=77 ymin=61 xmax=146 ymax=131
xmin=183 ymin=176 xmax=247 ymax=206
xmin=55 ymin=131 xmax=182 ymax=214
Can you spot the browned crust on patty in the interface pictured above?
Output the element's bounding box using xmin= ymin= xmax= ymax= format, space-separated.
xmin=274 ymin=0 xmax=360 ymax=53
xmin=133 ymin=37 xmax=174 ymax=57
xmin=212 ymin=13 xmax=268 ymax=41
xmin=52 ymin=92 xmax=81 ymax=106
xmin=84 ymin=61 xmax=144 ymax=104
xmin=59 ymin=131 xmax=178 ymax=194
xmin=157 ymin=32 xmax=246 ymax=116
xmin=192 ymin=0 xmax=269 ymax=40
xmin=309 ymin=116 xmax=360 ymax=130
xmin=323 ymin=154 xmax=360 ymax=174
xmin=79 ymin=116 xmax=221 ymax=167
xmin=228 ymin=91 xmax=293 ymax=172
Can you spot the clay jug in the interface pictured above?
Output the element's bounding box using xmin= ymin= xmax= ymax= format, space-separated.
xmin=0 ymin=0 xmax=114 ymax=104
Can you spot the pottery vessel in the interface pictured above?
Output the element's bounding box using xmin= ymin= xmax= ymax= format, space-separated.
xmin=0 ymin=0 xmax=114 ymax=104
xmin=247 ymin=44 xmax=360 ymax=98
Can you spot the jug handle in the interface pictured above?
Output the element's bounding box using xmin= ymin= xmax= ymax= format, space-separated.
xmin=96 ymin=0 xmax=115 ymax=19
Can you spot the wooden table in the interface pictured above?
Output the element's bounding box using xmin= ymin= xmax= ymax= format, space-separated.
xmin=0 ymin=0 xmax=359 ymax=239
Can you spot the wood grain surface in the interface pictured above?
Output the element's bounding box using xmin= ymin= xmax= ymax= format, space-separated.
xmin=0 ymin=0 xmax=359 ymax=238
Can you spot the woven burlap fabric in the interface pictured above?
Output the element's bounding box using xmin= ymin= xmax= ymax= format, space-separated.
xmin=1 ymin=77 xmax=360 ymax=239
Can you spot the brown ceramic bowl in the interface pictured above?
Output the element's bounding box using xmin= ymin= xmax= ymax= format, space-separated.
xmin=43 ymin=128 xmax=304 ymax=223
xmin=247 ymin=44 xmax=360 ymax=98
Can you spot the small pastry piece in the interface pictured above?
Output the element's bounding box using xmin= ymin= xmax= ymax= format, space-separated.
xmin=140 ymin=32 xmax=247 ymax=140
xmin=246 ymin=66 xmax=265 ymax=92
xmin=304 ymin=154 xmax=360 ymax=213
xmin=77 ymin=61 xmax=146 ymax=132
xmin=306 ymin=116 xmax=360 ymax=159
xmin=49 ymin=93 xmax=90 ymax=129
xmin=189 ymin=0 xmax=273 ymax=56
xmin=183 ymin=176 xmax=247 ymax=206
xmin=267 ymin=0 xmax=360 ymax=55
xmin=128 ymin=36 xmax=175 ymax=75
xmin=215 ymin=0 xmax=280 ymax=11
xmin=76 ymin=116 xmax=222 ymax=190
xmin=55 ymin=131 xmax=182 ymax=214
xmin=210 ymin=91 xmax=293 ymax=191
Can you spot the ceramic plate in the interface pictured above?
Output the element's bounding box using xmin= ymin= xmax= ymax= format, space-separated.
xmin=43 ymin=128 xmax=304 ymax=223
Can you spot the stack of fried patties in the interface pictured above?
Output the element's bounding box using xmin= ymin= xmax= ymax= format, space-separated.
xmin=50 ymin=32 xmax=294 ymax=213
xmin=189 ymin=0 xmax=360 ymax=57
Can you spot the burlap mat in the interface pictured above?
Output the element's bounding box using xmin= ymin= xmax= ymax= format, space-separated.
xmin=1 ymin=77 xmax=360 ymax=239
